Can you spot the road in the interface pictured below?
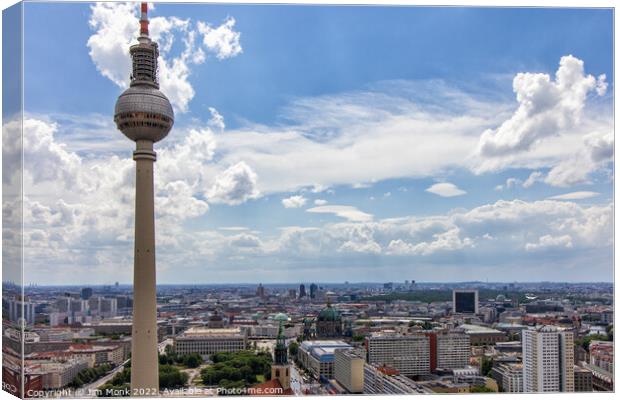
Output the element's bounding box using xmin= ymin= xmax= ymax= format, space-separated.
xmin=81 ymin=339 xmax=172 ymax=397
xmin=82 ymin=358 xmax=130 ymax=396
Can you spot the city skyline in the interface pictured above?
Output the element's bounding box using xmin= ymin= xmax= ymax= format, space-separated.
xmin=5 ymin=3 xmax=614 ymax=285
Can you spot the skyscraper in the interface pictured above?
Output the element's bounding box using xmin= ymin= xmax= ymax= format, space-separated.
xmin=113 ymin=3 xmax=174 ymax=394
xmin=522 ymin=326 xmax=574 ymax=392
xmin=310 ymin=283 xmax=318 ymax=299
xmin=452 ymin=289 xmax=479 ymax=314
xmin=299 ymin=284 xmax=306 ymax=298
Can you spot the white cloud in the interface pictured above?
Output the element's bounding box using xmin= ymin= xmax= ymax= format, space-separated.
xmin=314 ymin=199 xmax=328 ymax=206
xmin=87 ymin=3 xmax=242 ymax=113
xmin=525 ymin=234 xmax=573 ymax=251
xmin=306 ymin=205 xmax=373 ymax=222
xmin=547 ymin=191 xmax=600 ymax=201
xmin=478 ymin=55 xmax=604 ymax=158
xmin=208 ymin=107 xmax=226 ymax=131
xmin=523 ymin=171 xmax=544 ymax=188
xmin=207 ymin=161 xmax=260 ymax=205
xmin=425 ymin=182 xmax=466 ymax=197
xmin=282 ymin=195 xmax=307 ymax=208
xmin=197 ymin=17 xmax=243 ymax=60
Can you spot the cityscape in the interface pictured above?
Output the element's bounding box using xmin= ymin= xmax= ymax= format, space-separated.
xmin=2 ymin=1 xmax=614 ymax=398
xmin=2 ymin=280 xmax=614 ymax=396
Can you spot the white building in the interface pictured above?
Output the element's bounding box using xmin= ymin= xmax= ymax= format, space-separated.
xmin=366 ymin=333 xmax=430 ymax=376
xmin=334 ymin=348 xmax=365 ymax=393
xmin=40 ymin=358 xmax=90 ymax=389
xmin=363 ymin=364 xmax=430 ymax=394
xmin=522 ymin=326 xmax=574 ymax=392
xmin=174 ymin=327 xmax=246 ymax=356
xmin=298 ymin=340 xmax=353 ymax=379
xmin=436 ymin=330 xmax=470 ymax=370
xmin=491 ymin=363 xmax=523 ymax=393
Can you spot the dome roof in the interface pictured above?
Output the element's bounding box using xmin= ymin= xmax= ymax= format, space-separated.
xmin=317 ymin=305 xmax=341 ymax=322
xmin=273 ymin=313 xmax=289 ymax=322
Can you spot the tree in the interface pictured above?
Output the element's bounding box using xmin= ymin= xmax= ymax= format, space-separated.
xmin=480 ymin=356 xmax=493 ymax=377
xmin=288 ymin=341 xmax=299 ymax=358
xmin=470 ymin=385 xmax=495 ymax=393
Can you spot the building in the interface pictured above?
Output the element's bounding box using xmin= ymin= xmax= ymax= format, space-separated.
xmin=491 ymin=363 xmax=523 ymax=393
xmin=586 ymin=340 xmax=613 ymax=391
xmin=113 ymin=2 xmax=174 ymax=393
xmin=366 ymin=333 xmax=430 ymax=376
xmin=522 ymin=326 xmax=574 ymax=392
xmin=256 ymin=284 xmax=266 ymax=298
xmin=8 ymin=296 xmax=35 ymax=326
xmin=334 ymin=348 xmax=365 ymax=393
xmin=429 ymin=330 xmax=471 ymax=371
xmin=80 ymin=288 xmax=93 ymax=300
xmin=299 ymin=284 xmax=306 ymax=298
xmin=299 ymin=340 xmax=353 ymax=379
xmin=38 ymin=358 xmax=90 ymax=389
xmin=174 ymin=327 xmax=246 ymax=357
xmin=453 ymin=289 xmax=479 ymax=314
xmin=315 ymin=302 xmax=343 ymax=338
xmin=574 ymin=365 xmax=593 ymax=392
xmin=363 ymin=364 xmax=429 ymax=394
xmin=310 ymin=283 xmax=318 ymax=299
xmin=458 ymin=324 xmax=507 ymax=346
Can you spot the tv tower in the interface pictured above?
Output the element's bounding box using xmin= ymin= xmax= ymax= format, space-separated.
xmin=113 ymin=3 xmax=174 ymax=395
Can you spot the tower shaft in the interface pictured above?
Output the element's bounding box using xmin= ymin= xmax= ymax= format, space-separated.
xmin=130 ymin=140 xmax=159 ymax=395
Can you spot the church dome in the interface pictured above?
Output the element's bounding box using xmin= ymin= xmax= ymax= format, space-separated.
xmin=317 ymin=305 xmax=341 ymax=322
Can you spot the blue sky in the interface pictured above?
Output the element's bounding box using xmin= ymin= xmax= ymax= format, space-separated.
xmin=6 ymin=3 xmax=614 ymax=284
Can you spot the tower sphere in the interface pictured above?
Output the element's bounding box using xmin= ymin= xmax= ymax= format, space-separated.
xmin=114 ymin=85 xmax=174 ymax=143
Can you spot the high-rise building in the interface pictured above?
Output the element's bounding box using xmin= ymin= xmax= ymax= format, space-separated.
xmin=256 ymin=283 xmax=266 ymax=298
xmin=80 ymin=287 xmax=93 ymax=300
xmin=427 ymin=330 xmax=471 ymax=371
xmin=334 ymin=348 xmax=365 ymax=393
xmin=366 ymin=333 xmax=430 ymax=376
xmin=113 ymin=3 xmax=174 ymax=394
xmin=522 ymin=326 xmax=574 ymax=392
xmin=453 ymin=289 xmax=479 ymax=314
xmin=8 ymin=296 xmax=35 ymax=326
xmin=310 ymin=283 xmax=318 ymax=299
xmin=299 ymin=284 xmax=306 ymax=298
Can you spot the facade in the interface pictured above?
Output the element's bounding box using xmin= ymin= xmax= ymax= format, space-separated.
xmin=522 ymin=326 xmax=574 ymax=392
xmin=458 ymin=324 xmax=507 ymax=346
xmin=453 ymin=289 xmax=479 ymax=314
xmin=363 ymin=364 xmax=429 ymax=394
xmin=334 ymin=348 xmax=365 ymax=393
xmin=39 ymin=359 xmax=90 ymax=389
xmin=174 ymin=327 xmax=246 ymax=356
xmin=8 ymin=296 xmax=35 ymax=326
xmin=491 ymin=363 xmax=523 ymax=393
xmin=435 ymin=330 xmax=471 ymax=370
xmin=586 ymin=340 xmax=613 ymax=391
xmin=366 ymin=333 xmax=430 ymax=376
xmin=315 ymin=303 xmax=343 ymax=338
xmin=80 ymin=287 xmax=93 ymax=300
xmin=299 ymin=340 xmax=353 ymax=379
xmin=574 ymin=365 xmax=593 ymax=392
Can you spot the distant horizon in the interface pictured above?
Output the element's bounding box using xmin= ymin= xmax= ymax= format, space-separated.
xmin=10 ymin=280 xmax=614 ymax=288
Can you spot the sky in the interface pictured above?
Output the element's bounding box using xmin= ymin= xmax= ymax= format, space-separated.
xmin=3 ymin=2 xmax=614 ymax=285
